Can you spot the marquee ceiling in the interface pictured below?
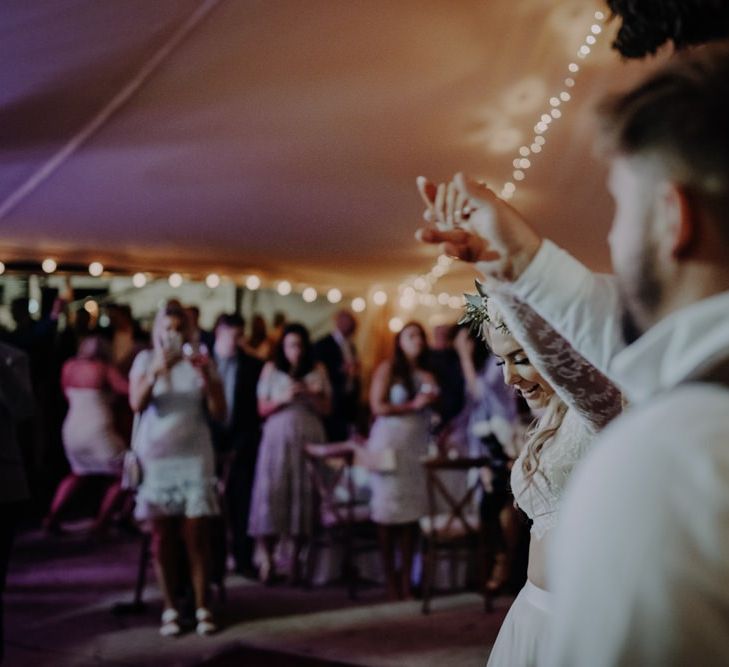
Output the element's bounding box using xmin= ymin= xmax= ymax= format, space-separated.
xmin=0 ymin=0 xmax=662 ymax=292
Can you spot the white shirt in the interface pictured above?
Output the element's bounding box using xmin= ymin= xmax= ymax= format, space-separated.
xmin=501 ymin=241 xmax=729 ymax=666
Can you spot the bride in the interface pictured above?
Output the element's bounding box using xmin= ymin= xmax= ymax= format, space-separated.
xmin=418 ymin=176 xmax=622 ymax=665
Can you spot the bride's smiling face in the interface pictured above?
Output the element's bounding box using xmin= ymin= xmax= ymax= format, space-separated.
xmin=488 ymin=328 xmax=554 ymax=410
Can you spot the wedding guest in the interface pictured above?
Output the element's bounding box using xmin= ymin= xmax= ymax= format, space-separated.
xmin=314 ymin=309 xmax=361 ymax=441
xmin=0 ymin=342 xmax=34 ymax=664
xmin=129 ymin=301 xmax=226 ymax=637
xmin=209 ymin=314 xmax=263 ymax=576
xmin=368 ymin=321 xmax=438 ymax=600
xmin=248 ymin=323 xmax=331 ymax=584
xmin=43 ymin=336 xmax=129 ymax=535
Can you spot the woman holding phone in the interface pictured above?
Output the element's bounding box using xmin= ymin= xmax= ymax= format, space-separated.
xmin=129 ymin=301 xmax=226 ymax=637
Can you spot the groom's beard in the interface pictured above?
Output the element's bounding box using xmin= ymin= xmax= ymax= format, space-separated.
xmin=617 ymin=241 xmax=663 ymax=346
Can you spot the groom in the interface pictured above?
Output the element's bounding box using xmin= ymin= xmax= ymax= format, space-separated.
xmin=418 ymin=44 xmax=729 ymax=666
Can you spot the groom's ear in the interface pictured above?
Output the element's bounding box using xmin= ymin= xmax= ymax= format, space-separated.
xmin=662 ymin=183 xmax=697 ymax=260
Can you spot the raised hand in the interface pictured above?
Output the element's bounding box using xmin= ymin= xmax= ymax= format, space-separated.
xmin=415 ymin=172 xmax=542 ymax=282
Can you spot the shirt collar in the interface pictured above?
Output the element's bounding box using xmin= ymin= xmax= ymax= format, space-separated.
xmin=611 ymin=291 xmax=729 ymax=403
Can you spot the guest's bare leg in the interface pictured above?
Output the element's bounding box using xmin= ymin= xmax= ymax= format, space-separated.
xmin=44 ymin=473 xmax=85 ymax=530
xmin=291 ymin=535 xmax=305 ymax=584
xmin=377 ymin=524 xmax=398 ymax=600
xmin=182 ymin=517 xmax=211 ymax=609
xmin=92 ymin=478 xmax=124 ymax=533
xmin=488 ymin=504 xmax=520 ymax=592
xmin=400 ymin=522 xmax=418 ymax=600
xmin=259 ymin=535 xmax=277 ymax=583
xmin=151 ymin=517 xmax=180 ymax=611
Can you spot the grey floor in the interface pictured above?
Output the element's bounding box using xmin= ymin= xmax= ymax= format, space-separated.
xmin=6 ymin=524 xmax=509 ymax=666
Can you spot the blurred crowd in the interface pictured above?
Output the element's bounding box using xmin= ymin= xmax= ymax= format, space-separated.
xmin=0 ymin=293 xmax=531 ymax=638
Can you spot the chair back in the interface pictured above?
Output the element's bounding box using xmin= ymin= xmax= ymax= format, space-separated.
xmin=421 ymin=455 xmax=491 ymax=542
xmin=304 ymin=441 xmax=365 ymax=527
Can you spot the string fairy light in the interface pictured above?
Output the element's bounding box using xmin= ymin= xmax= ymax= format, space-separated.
xmin=0 ymin=13 xmax=607 ymax=323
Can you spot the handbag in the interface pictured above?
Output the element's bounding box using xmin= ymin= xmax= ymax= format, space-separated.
xmin=120 ymin=413 xmax=143 ymax=490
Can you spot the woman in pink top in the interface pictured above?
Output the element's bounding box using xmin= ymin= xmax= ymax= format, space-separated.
xmin=43 ymin=336 xmax=129 ymax=534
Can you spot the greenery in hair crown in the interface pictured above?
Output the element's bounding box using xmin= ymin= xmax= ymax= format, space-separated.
xmin=458 ymin=280 xmax=509 ymax=338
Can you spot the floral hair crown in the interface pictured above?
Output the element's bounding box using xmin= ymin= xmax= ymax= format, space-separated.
xmin=458 ymin=280 xmax=510 ymax=338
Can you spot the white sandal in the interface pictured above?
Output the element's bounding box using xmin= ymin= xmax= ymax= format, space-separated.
xmin=159 ymin=608 xmax=181 ymax=637
xmin=195 ymin=607 xmax=217 ymax=636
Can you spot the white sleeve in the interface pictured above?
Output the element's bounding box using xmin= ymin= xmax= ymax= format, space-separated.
xmin=491 ymin=292 xmax=622 ymax=431
xmin=546 ymin=390 xmax=729 ymax=667
xmin=488 ymin=240 xmax=625 ymax=378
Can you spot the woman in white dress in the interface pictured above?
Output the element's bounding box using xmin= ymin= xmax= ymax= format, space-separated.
xmin=248 ymin=322 xmax=331 ymax=584
xmin=43 ymin=336 xmax=129 ymax=534
xmin=368 ymin=321 xmax=439 ymax=600
xmin=129 ymin=301 xmax=226 ymax=637
xmin=416 ymin=176 xmax=622 ymax=666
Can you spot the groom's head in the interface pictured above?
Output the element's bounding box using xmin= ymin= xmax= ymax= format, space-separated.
xmin=598 ymin=44 xmax=729 ymax=341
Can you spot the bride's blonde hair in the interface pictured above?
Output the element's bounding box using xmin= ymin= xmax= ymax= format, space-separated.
xmin=482 ymin=301 xmax=566 ymax=487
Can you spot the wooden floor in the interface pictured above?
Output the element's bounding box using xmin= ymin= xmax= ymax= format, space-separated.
xmin=6 ymin=524 xmax=511 ymax=666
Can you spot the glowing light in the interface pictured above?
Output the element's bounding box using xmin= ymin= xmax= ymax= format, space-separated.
xmin=534 ymin=135 xmax=546 ymax=146
xmin=399 ymin=294 xmax=416 ymax=310
xmin=42 ymin=258 xmax=57 ymax=273
xmin=568 ymin=63 xmax=579 ymax=73
xmin=591 ymin=24 xmax=602 ymax=34
xmin=513 ymin=158 xmax=522 ymax=169
xmin=513 ymin=170 xmax=525 ymax=181
xmin=351 ymin=297 xmax=366 ymax=313
xmin=28 ymin=299 xmax=40 ymax=315
xmin=594 ymin=11 xmax=605 ymax=20
xmin=519 ymin=158 xmax=531 ymax=168
xmin=437 ymin=292 xmax=450 ymax=305
xmin=551 ymin=109 xmax=562 ymax=119
xmin=388 ymin=317 xmax=404 ymax=333
xmin=448 ymin=296 xmax=463 ymax=309
xmin=89 ymin=262 xmax=104 ymax=277
xmin=535 ymin=122 xmax=548 ymax=134
xmin=565 ymin=77 xmax=575 ymax=88
xmin=530 ymin=143 xmax=542 ymax=153
xmin=276 ymin=280 xmax=292 ymax=296
xmin=437 ymin=254 xmax=452 ymax=266
xmin=413 ymin=277 xmax=427 ymax=291
xmin=579 ymin=45 xmax=591 ymax=56
xmin=560 ymin=91 xmax=572 ymax=102
xmin=83 ymin=300 xmax=99 ymax=315
xmin=372 ymin=290 xmax=388 ymax=306
xmin=132 ymin=272 xmax=147 ymax=288
xmin=541 ymin=113 xmax=552 ymax=124
xmin=402 ymin=285 xmax=416 ymax=298
xmin=168 ymin=273 xmax=183 ymax=288
xmin=519 ymin=146 xmax=530 ymax=157
xmin=327 ymin=288 xmax=342 ymax=304
xmin=432 ymin=265 xmax=446 ymax=277
xmin=302 ymin=287 xmax=317 ymax=303
xmin=503 ymin=182 xmax=516 ymax=194
xmin=0 ymin=262 xmax=4 ymax=275
xmin=205 ymin=273 xmax=220 ymax=288
xmin=245 ymin=274 xmax=261 ymax=290
xmin=586 ymin=35 xmax=596 ymax=45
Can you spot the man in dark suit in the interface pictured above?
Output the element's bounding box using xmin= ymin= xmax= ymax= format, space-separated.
xmin=314 ymin=310 xmax=361 ymax=441
xmin=209 ymin=314 xmax=263 ymax=576
xmin=0 ymin=342 xmax=34 ymax=663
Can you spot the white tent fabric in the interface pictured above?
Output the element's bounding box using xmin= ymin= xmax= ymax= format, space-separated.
xmin=0 ymin=0 xmax=660 ymax=291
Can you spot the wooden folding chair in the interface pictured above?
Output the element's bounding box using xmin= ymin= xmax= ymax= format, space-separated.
xmin=303 ymin=441 xmax=377 ymax=599
xmin=419 ymin=455 xmax=493 ymax=614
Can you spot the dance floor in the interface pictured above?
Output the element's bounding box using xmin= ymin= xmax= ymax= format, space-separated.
xmin=6 ymin=524 xmax=509 ymax=666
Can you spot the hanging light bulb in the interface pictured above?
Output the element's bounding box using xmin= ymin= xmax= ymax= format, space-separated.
xmin=132 ymin=272 xmax=147 ymax=288
xmin=245 ymin=274 xmax=261 ymax=290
